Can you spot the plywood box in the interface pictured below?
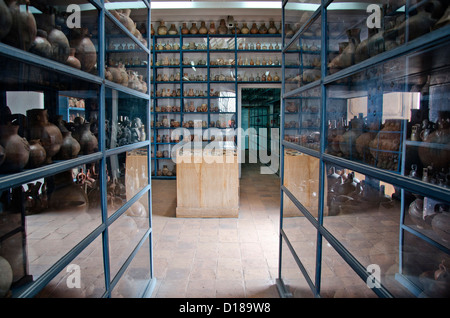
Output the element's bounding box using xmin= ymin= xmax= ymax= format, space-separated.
xmin=176 ymin=150 xmax=239 ymax=217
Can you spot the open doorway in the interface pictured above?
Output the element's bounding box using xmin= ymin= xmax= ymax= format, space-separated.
xmin=238 ymin=86 xmax=281 ymax=177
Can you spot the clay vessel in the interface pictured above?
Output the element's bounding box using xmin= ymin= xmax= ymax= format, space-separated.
xmin=250 ymin=23 xmax=259 ymax=34
xmin=208 ymin=22 xmax=216 ymax=34
xmin=0 ymin=123 xmax=29 ymax=172
xmin=66 ymin=48 xmax=81 ymax=69
xmin=3 ymin=0 xmax=36 ymax=51
xmin=71 ymin=27 xmax=97 ymax=73
xmin=77 ymin=123 xmax=98 ymax=155
xmin=268 ymin=21 xmax=277 ymax=34
xmin=168 ymin=23 xmax=177 ymax=35
xmin=198 ymin=21 xmax=207 ymax=34
xmin=418 ymin=111 xmax=450 ymax=169
xmin=0 ymin=0 xmax=12 ymax=40
xmin=58 ymin=131 xmax=80 ymax=159
xmin=328 ymin=28 xmax=360 ymax=71
xmin=258 ymin=22 xmax=268 ymax=34
xmin=118 ymin=9 xmax=136 ymax=34
xmin=26 ymin=109 xmax=62 ymax=164
xmin=157 ymin=20 xmax=167 ymax=35
xmin=432 ymin=210 xmax=450 ymax=242
xmin=218 ymin=19 xmax=228 ymax=34
xmin=285 ymin=24 xmax=294 ymax=37
xmin=181 ymin=22 xmax=189 ymax=34
xmin=47 ymin=27 xmax=70 ymax=63
xmin=48 ymin=170 xmax=88 ymax=212
xmin=240 ymin=22 xmax=249 ymax=34
xmin=189 ymin=22 xmax=199 ymax=34
xmin=29 ymin=29 xmax=52 ymax=59
xmin=0 ymin=256 xmax=12 ymax=297
xmin=27 ymin=139 xmax=46 ymax=168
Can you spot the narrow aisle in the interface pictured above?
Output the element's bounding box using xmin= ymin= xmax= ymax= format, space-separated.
xmin=151 ymin=162 xmax=281 ymax=298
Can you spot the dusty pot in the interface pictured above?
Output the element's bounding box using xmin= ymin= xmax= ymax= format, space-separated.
xmin=328 ymin=28 xmax=360 ymax=71
xmin=71 ymin=27 xmax=97 ymax=73
xmin=418 ymin=112 xmax=450 ymax=170
xmin=3 ymin=0 xmax=36 ymax=51
xmin=0 ymin=123 xmax=30 ymax=172
xmin=27 ymin=139 xmax=46 ymax=168
xmin=47 ymin=27 xmax=70 ymax=64
xmin=66 ymin=48 xmax=81 ymax=69
xmin=0 ymin=0 xmax=12 ymax=40
xmin=29 ymin=29 xmax=52 ymax=59
xmin=27 ymin=109 xmax=63 ymax=164
xmin=118 ymin=9 xmax=136 ymax=34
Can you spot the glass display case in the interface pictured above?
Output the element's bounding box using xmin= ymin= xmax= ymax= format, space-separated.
xmin=279 ymin=0 xmax=450 ymax=298
xmin=0 ymin=0 xmax=154 ymax=298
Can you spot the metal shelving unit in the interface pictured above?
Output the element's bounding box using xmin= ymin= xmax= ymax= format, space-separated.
xmin=278 ymin=0 xmax=450 ymax=298
xmin=0 ymin=0 xmax=155 ymax=298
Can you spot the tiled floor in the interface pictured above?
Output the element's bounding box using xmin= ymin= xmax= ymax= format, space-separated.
xmin=150 ymin=162 xmax=282 ymax=298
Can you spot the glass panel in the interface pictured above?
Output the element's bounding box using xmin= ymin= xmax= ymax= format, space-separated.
xmin=283 ymin=149 xmax=320 ymax=218
xmin=106 ymin=15 xmax=149 ymax=92
xmin=111 ymin=237 xmax=151 ymax=298
xmin=323 ymin=163 xmax=418 ymax=297
xmin=108 ymin=193 xmax=149 ymax=279
xmin=0 ymin=163 xmax=102 ymax=295
xmin=105 ymin=89 xmax=148 ymax=150
xmin=320 ymin=236 xmax=380 ymax=298
xmin=279 ymin=237 xmax=315 ymax=298
xmin=400 ymin=229 xmax=450 ymax=298
xmin=283 ymin=86 xmax=321 ymax=151
xmin=2 ymin=1 xmax=99 ymax=74
xmin=283 ymin=0 xmax=321 ymax=44
xmin=284 ymin=15 xmax=321 ymax=92
xmin=34 ymin=236 xmax=105 ymax=298
xmin=325 ymin=41 xmax=449 ymax=185
xmin=106 ymin=147 xmax=149 ymax=217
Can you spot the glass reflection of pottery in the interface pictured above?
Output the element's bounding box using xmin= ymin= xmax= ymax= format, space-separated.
xmin=0 ymin=123 xmax=30 ymax=172
xmin=328 ymin=28 xmax=360 ymax=71
xmin=48 ymin=171 xmax=88 ymax=212
xmin=432 ymin=208 xmax=450 ymax=242
xmin=27 ymin=109 xmax=62 ymax=164
xmin=27 ymin=139 xmax=46 ymax=168
xmin=418 ymin=112 xmax=450 ymax=170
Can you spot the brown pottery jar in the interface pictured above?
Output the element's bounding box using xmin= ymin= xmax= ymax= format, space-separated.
xmin=0 ymin=123 xmax=30 ymax=172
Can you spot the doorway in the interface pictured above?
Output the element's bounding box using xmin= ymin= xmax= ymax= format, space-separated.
xmin=238 ymin=85 xmax=281 ymax=176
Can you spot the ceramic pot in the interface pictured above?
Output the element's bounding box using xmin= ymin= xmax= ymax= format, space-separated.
xmin=181 ymin=22 xmax=189 ymax=34
xmin=66 ymin=48 xmax=81 ymax=69
xmin=218 ymin=19 xmax=228 ymax=34
xmin=27 ymin=109 xmax=62 ymax=164
xmin=3 ymin=0 xmax=36 ymax=51
xmin=268 ymin=21 xmax=277 ymax=34
xmin=58 ymin=131 xmax=80 ymax=159
xmin=71 ymin=27 xmax=97 ymax=73
xmin=285 ymin=24 xmax=294 ymax=37
xmin=418 ymin=112 xmax=450 ymax=170
xmin=157 ymin=20 xmax=168 ymax=35
xmin=250 ymin=23 xmax=259 ymax=34
xmin=208 ymin=22 xmax=216 ymax=34
xmin=27 ymin=139 xmax=46 ymax=168
xmin=0 ymin=256 xmax=12 ymax=298
xmin=432 ymin=210 xmax=450 ymax=242
xmin=0 ymin=0 xmax=12 ymax=41
xmin=0 ymin=123 xmax=30 ymax=172
xmin=329 ymin=28 xmax=360 ymax=71
xmin=189 ymin=22 xmax=198 ymax=34
xmin=258 ymin=22 xmax=268 ymax=34
xmin=77 ymin=123 xmax=98 ymax=155
xmin=118 ymin=9 xmax=136 ymax=34
xmin=29 ymin=29 xmax=52 ymax=59
xmin=48 ymin=170 xmax=88 ymax=212
xmin=47 ymin=27 xmax=70 ymax=63
xmin=199 ymin=21 xmax=207 ymax=34
xmin=168 ymin=23 xmax=177 ymax=35
xmin=240 ymin=23 xmax=249 ymax=34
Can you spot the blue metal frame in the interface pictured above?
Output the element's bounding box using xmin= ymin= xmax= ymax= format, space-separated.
xmin=0 ymin=0 xmax=155 ymax=298
xmin=278 ymin=0 xmax=450 ymax=298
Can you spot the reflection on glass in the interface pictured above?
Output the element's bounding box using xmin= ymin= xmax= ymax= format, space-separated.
xmin=111 ymin=237 xmax=151 ymax=298
xmin=35 ymin=236 xmax=105 ymax=298
xmin=0 ymin=164 xmax=102 ymax=294
xmin=106 ymin=148 xmax=148 ymax=216
xmin=108 ymin=194 xmax=149 ymax=279
xmin=283 ymin=148 xmax=319 ymax=218
xmin=106 ymin=89 xmax=148 ymax=150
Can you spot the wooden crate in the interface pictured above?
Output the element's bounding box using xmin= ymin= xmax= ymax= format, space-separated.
xmin=176 ymin=150 xmax=239 ymax=217
xmin=283 ymin=150 xmax=320 ymax=217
